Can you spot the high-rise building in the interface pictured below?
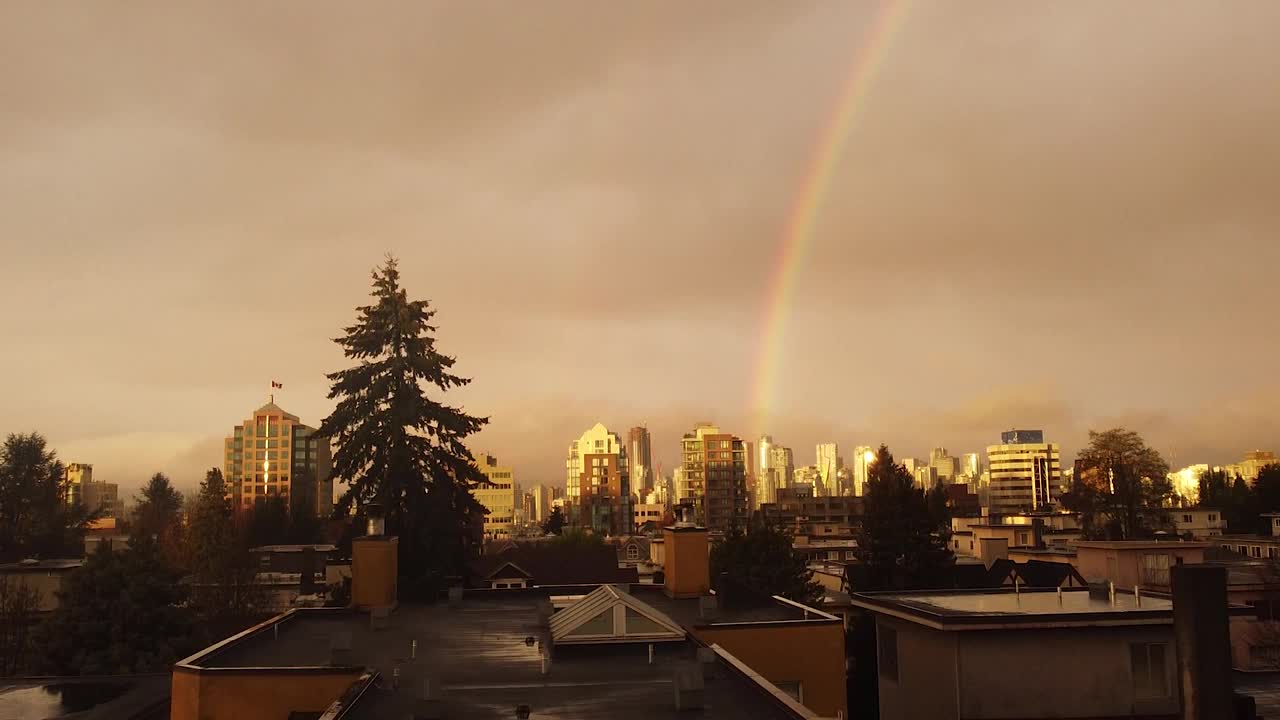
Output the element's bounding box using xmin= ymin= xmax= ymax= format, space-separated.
xmin=769 ymin=445 xmax=795 ymax=488
xmin=566 ymin=423 xmax=630 ymax=535
xmin=224 ymin=400 xmax=332 ymax=517
xmin=628 ymin=426 xmax=653 ymax=497
xmin=914 ymin=465 xmax=938 ymax=490
xmin=83 ymin=481 xmax=122 ymax=519
xmin=793 ymin=465 xmax=821 ymax=493
xmin=816 ymin=443 xmax=842 ymax=497
xmin=759 ymin=435 xmax=774 ymax=478
xmin=528 ymin=484 xmax=554 ymax=524
xmin=986 ymin=430 xmax=1063 ymax=514
xmin=852 ymin=446 xmax=874 ymax=496
xmin=962 ymin=452 xmax=983 ymax=479
xmin=680 ymin=423 xmax=747 ymax=532
xmin=473 ymin=453 xmax=517 ymax=539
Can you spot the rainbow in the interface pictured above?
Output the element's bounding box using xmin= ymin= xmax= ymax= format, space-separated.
xmin=751 ymin=0 xmax=912 ymax=438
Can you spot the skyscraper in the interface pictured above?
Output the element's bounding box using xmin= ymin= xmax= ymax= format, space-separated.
xmin=986 ymin=430 xmax=1063 ymax=514
xmin=224 ymin=400 xmax=332 ymax=517
xmin=852 ymin=446 xmax=874 ymax=496
xmin=62 ymin=462 xmax=92 ymax=508
xmin=565 ymin=423 xmax=630 ymax=534
xmin=816 ymin=443 xmax=842 ymax=497
xmin=680 ymin=423 xmax=747 ymax=531
xmin=628 ymin=426 xmax=652 ymax=497
xmin=769 ymin=445 xmax=795 ymax=488
xmin=930 ymin=447 xmax=959 ymax=481
xmin=962 ymin=452 xmax=983 ymax=479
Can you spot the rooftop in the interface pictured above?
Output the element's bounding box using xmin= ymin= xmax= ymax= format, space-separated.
xmin=630 ymin=584 xmax=833 ymax=627
xmin=0 ymin=558 xmax=84 ymax=572
xmin=180 ymin=588 xmax=813 ymax=719
xmin=249 ymin=544 xmax=338 ymax=553
xmin=849 ymin=587 xmax=1179 ymax=630
xmin=1074 ymin=540 xmax=1213 ymax=550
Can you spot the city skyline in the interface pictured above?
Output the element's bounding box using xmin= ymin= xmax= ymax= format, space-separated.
xmin=5 ymin=2 xmax=1280 ymax=492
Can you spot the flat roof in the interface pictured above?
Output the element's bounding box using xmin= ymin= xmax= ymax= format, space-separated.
xmin=1074 ymin=541 xmax=1212 ymax=550
xmin=1217 ymin=534 xmax=1280 ymax=542
xmin=849 ymin=588 xmax=1177 ymax=630
xmin=250 ymin=544 xmax=338 ymax=552
xmin=0 ymin=559 xmax=83 ymax=572
xmin=180 ymin=589 xmax=813 ymax=720
xmin=630 ymin=584 xmax=836 ymax=627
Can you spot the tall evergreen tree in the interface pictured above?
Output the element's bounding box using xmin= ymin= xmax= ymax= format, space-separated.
xmin=1061 ymin=428 xmax=1172 ymax=540
xmin=855 ymin=445 xmax=952 ymax=590
xmin=243 ymin=495 xmax=290 ymax=548
xmin=130 ymin=472 xmax=185 ymax=565
xmin=0 ymin=433 xmax=92 ymax=562
xmin=316 ymin=256 xmax=488 ymax=598
xmin=187 ymin=468 xmax=265 ymax=621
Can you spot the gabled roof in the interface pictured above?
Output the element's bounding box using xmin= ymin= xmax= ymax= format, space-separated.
xmin=468 ymin=542 xmax=639 ymax=587
xmin=1015 ymin=560 xmax=1088 ymax=588
xmin=254 ymin=401 xmax=300 ymax=422
xmin=486 ymin=561 xmax=532 ymax=580
xmin=549 ymin=584 xmax=686 ymax=645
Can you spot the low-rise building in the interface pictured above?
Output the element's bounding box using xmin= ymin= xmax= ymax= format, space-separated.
xmin=1173 ymin=508 xmax=1225 ymax=538
xmin=0 ymin=559 xmax=83 ymax=612
xmin=472 ymin=452 xmax=517 ymax=539
xmin=1075 ymin=540 xmax=1211 ymax=590
xmin=852 ymin=587 xmax=1186 ymax=719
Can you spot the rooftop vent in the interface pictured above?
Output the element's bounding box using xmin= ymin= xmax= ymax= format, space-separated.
xmin=672 ymin=662 xmax=705 ymax=711
xmin=674 ymin=503 xmax=696 ymax=528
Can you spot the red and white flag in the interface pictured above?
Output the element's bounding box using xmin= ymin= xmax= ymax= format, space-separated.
xmin=271 ymin=380 xmax=283 ymax=389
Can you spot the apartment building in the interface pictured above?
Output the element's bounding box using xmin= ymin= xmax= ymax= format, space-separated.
xmin=679 ymin=423 xmax=747 ymax=532
xmin=472 ymin=453 xmax=516 ymax=539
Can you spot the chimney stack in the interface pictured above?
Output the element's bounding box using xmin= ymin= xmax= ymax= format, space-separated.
xmin=1173 ymin=564 xmax=1232 ymax=720
xmin=352 ymin=503 xmax=398 ymax=611
xmin=663 ymin=503 xmax=709 ymax=599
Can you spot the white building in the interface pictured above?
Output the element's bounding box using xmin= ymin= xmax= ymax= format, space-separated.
xmin=565 ymin=423 xmax=627 ymax=501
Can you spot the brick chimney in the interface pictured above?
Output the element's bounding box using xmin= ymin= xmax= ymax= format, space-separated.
xmin=662 ymin=504 xmax=709 ymax=599
xmin=352 ymin=503 xmax=398 ymax=611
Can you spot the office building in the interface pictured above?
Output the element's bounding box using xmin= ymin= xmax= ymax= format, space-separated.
xmin=82 ymin=480 xmax=123 ymax=519
xmin=628 ymin=426 xmax=653 ymax=497
xmin=852 ymin=445 xmax=874 ymax=496
xmin=679 ymin=423 xmax=748 ymax=531
xmin=223 ymin=400 xmax=332 ymax=517
xmin=472 ymin=453 xmax=516 ymax=539
xmin=962 ymin=452 xmax=982 ymax=479
xmin=814 ymin=443 xmax=841 ymax=497
xmin=566 ymin=423 xmax=631 ymax=535
xmin=758 ymin=435 xmax=774 ymax=480
xmin=914 ymin=465 xmax=938 ymax=490
xmin=930 ymin=447 xmax=959 ymax=481
xmin=529 ymin=484 xmax=554 ymax=524
xmin=986 ymin=430 xmax=1063 ymax=514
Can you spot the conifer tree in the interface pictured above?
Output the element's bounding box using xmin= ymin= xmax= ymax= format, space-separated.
xmin=855 ymin=445 xmax=952 ymax=590
xmin=316 ymin=256 xmax=488 ymax=598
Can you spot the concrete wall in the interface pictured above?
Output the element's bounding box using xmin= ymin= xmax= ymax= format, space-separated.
xmin=876 ymin=617 xmax=959 ymax=720
xmin=697 ymin=621 xmax=847 ymax=720
xmin=171 ymin=667 xmax=361 ymax=720
xmin=956 ymin=626 xmax=1179 ymax=719
xmin=1076 ymin=545 xmax=1206 ymax=588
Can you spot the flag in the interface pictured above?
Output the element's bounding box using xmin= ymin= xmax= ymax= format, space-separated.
xmin=271 ymin=381 xmax=283 ymax=389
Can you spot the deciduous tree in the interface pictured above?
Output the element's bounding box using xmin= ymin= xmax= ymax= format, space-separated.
xmin=1062 ymin=429 xmax=1172 ymax=540
xmin=0 ymin=433 xmax=93 ymax=562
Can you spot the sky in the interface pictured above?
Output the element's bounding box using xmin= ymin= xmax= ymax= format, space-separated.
xmin=3 ymin=1 xmax=1279 ymax=497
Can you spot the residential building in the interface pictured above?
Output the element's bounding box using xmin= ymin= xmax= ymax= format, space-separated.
xmin=761 ymin=488 xmax=862 ymax=540
xmin=914 ymin=464 xmax=938 ymax=490
xmin=0 ymin=559 xmax=83 ymax=612
xmin=633 ymin=501 xmax=665 ymax=531
xmin=962 ymin=452 xmax=982 ymax=479
xmin=61 ymin=462 xmax=93 ymax=508
xmin=679 ymin=423 xmax=747 ymax=532
xmin=1173 ymin=508 xmax=1224 ymax=538
xmin=769 ymin=444 xmax=795 ymax=488
xmin=566 ymin=423 xmax=631 ymax=535
xmin=1075 ymin=540 xmax=1211 ymax=590
xmin=986 ymin=429 xmax=1063 ymax=514
xmin=472 ymin=453 xmax=516 ymax=539
xmin=170 ymin=520 xmax=838 ymax=720
xmin=82 ymin=480 xmax=123 ymax=519
xmin=528 ymin=484 xmax=554 ymax=524
xmin=223 ymin=400 xmax=332 ymax=517
xmin=628 ymin=425 xmax=653 ymax=497
xmin=852 ymin=445 xmax=874 ymax=496
xmin=758 ymin=434 xmax=774 ymax=482
xmin=851 ymin=587 xmax=1187 ymax=719
xmin=815 ymin=443 xmax=841 ymax=497
xmin=1226 ymin=450 xmax=1279 ymax=485
xmin=469 ymin=542 xmax=638 ymax=589
xmin=793 ymin=465 xmax=820 ymax=494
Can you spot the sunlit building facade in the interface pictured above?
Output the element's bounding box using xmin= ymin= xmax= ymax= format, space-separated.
xmin=223 ymin=401 xmax=332 ymax=517
xmin=680 ymin=423 xmax=747 ymax=531
xmin=986 ymin=430 xmax=1063 ymax=514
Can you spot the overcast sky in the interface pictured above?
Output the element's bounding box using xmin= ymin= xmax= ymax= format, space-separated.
xmin=3 ymin=1 xmax=1279 ymax=496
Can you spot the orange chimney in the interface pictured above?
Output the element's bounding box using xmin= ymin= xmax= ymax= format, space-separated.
xmin=351 ymin=504 xmax=398 ymax=611
xmin=663 ymin=504 xmax=709 ymax=599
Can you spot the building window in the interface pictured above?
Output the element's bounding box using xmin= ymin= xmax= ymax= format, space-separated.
xmin=626 ymin=545 xmax=640 ymax=561
xmin=1130 ymin=642 xmax=1169 ymax=698
xmin=1253 ymin=546 xmax=1263 ymax=558
xmin=878 ymin=624 xmax=898 ymax=683
xmin=1209 ymin=514 xmax=1217 ymax=522
xmin=1183 ymin=514 xmax=1192 ymax=523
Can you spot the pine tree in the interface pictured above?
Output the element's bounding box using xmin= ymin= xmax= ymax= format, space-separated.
xmin=855 ymin=445 xmax=952 ymax=590
xmin=187 ymin=468 xmax=265 ymax=620
xmin=316 ymin=256 xmax=488 ymax=598
xmin=710 ymin=519 xmax=822 ymax=604
xmin=130 ymin=472 xmax=185 ymax=566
